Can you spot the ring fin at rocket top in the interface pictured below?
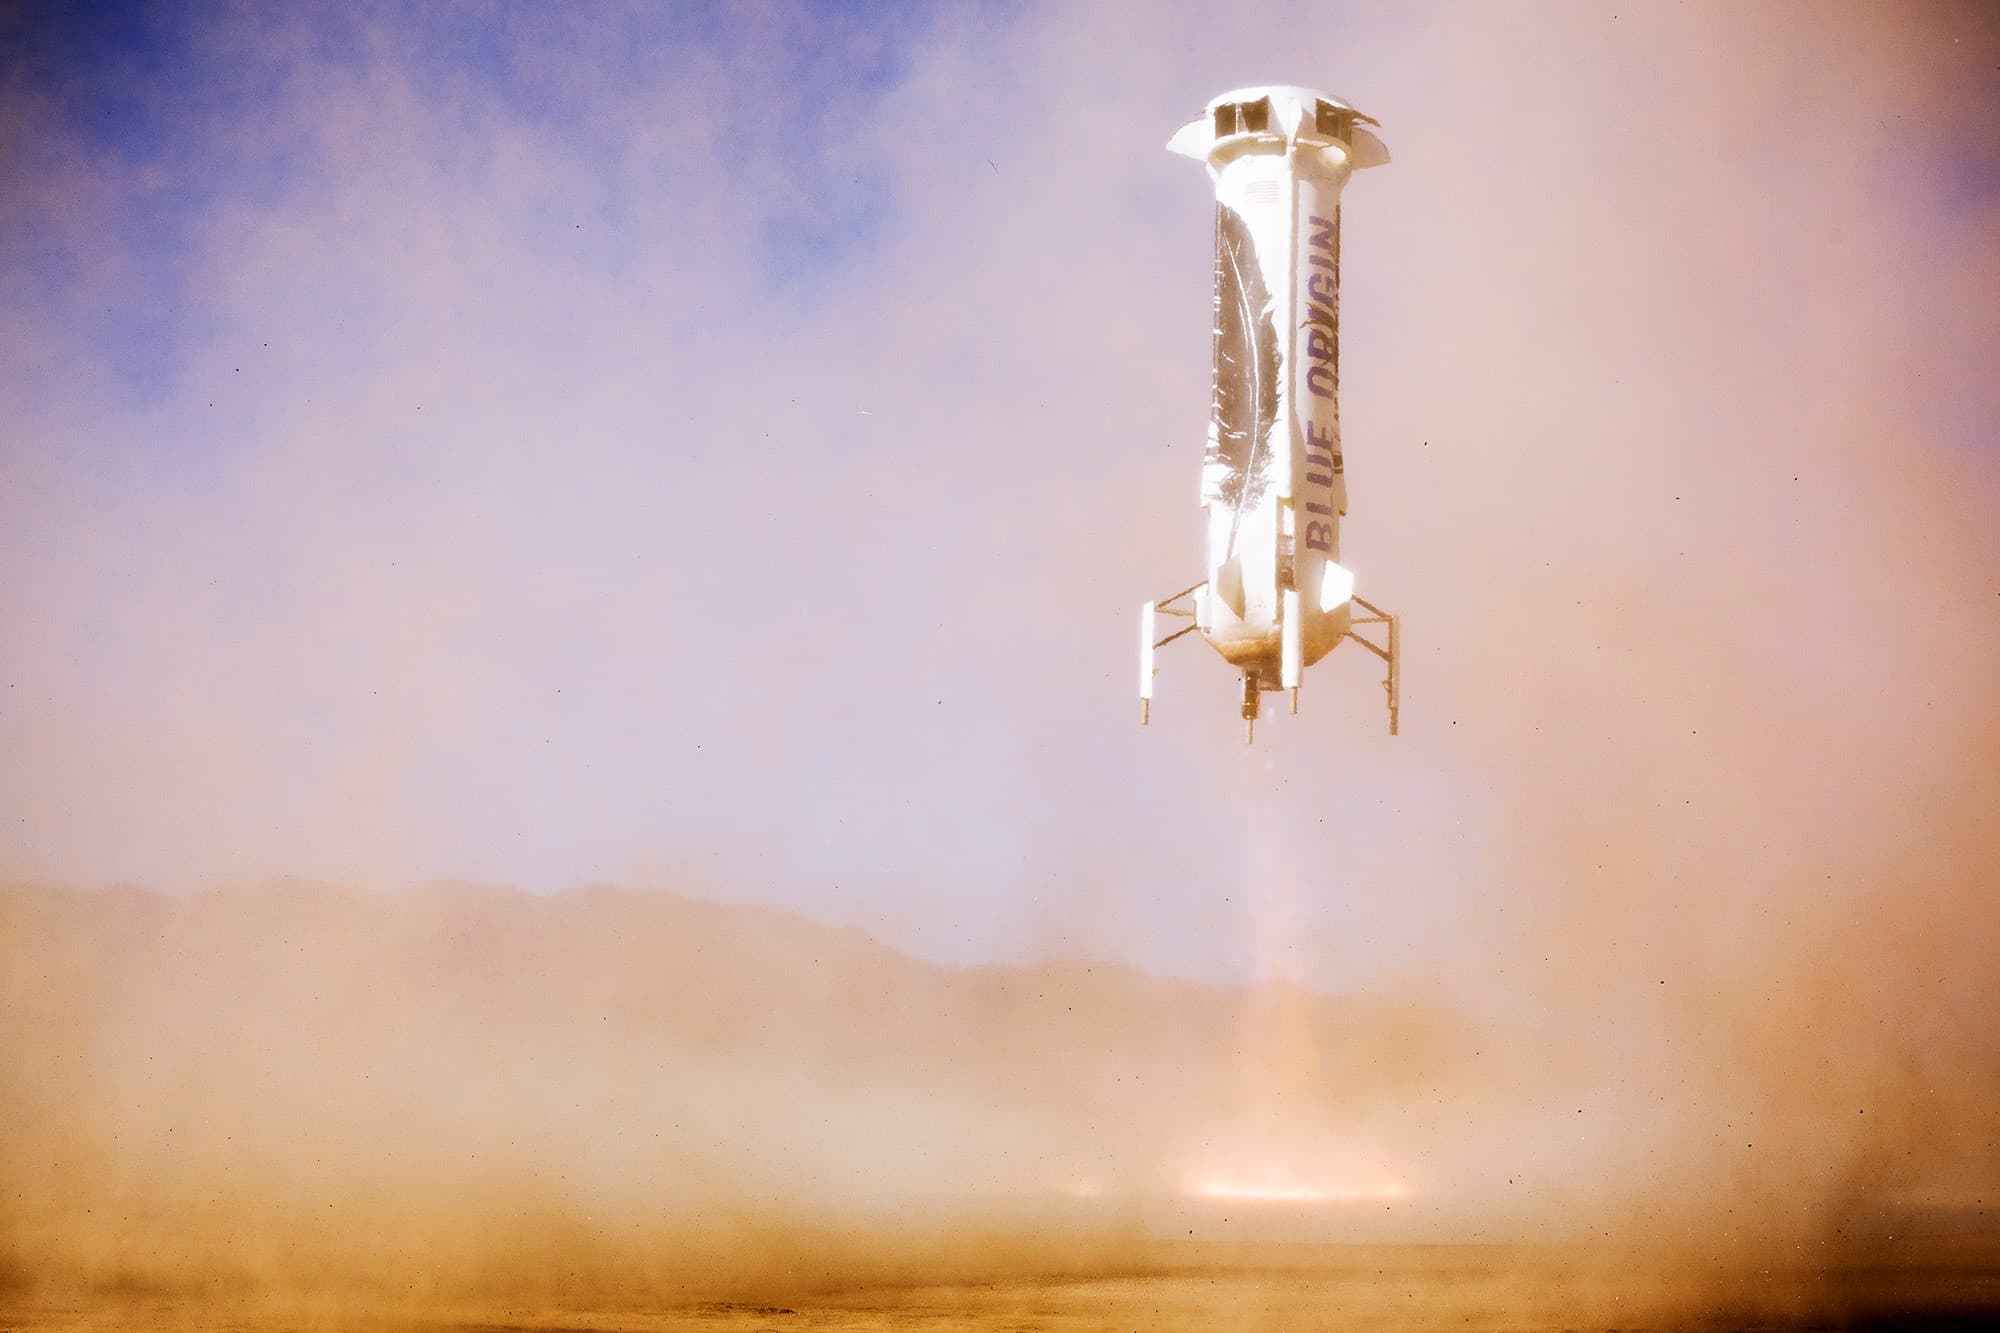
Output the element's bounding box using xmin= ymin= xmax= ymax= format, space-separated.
xmin=1348 ymin=126 xmax=1390 ymax=169
xmin=1166 ymin=117 xmax=1209 ymax=159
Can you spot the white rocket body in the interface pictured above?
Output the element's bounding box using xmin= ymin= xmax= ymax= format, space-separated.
xmin=1140 ymin=86 xmax=1396 ymax=735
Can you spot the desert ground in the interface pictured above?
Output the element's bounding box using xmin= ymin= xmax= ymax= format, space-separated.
xmin=5 ymin=1235 xmax=1999 ymax=1331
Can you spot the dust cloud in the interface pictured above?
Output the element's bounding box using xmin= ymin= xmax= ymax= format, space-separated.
xmin=0 ymin=882 xmax=1494 ymax=1300
xmin=0 ymin=871 xmax=1994 ymax=1321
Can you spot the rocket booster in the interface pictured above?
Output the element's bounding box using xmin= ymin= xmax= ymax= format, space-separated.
xmin=1140 ymin=87 xmax=1398 ymax=739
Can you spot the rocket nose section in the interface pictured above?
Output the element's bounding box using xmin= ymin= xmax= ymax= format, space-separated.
xmin=1166 ymin=116 xmax=1210 ymax=159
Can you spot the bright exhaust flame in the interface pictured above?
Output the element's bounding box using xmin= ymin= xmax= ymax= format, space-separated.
xmin=1184 ymin=1171 xmax=1410 ymax=1204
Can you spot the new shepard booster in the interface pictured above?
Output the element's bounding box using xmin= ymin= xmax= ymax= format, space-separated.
xmin=1140 ymin=86 xmax=1399 ymax=741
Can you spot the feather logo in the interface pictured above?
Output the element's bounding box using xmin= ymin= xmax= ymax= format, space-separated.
xmin=1207 ymin=203 xmax=1280 ymax=514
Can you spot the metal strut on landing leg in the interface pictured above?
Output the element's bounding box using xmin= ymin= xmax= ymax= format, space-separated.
xmin=1139 ymin=581 xmax=1208 ymax=725
xmin=1347 ymin=596 xmax=1400 ymax=736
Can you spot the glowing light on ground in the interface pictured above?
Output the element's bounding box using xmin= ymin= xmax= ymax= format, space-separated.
xmin=1183 ymin=1171 xmax=1411 ymax=1204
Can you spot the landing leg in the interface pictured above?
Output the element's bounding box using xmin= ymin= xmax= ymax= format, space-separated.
xmin=1139 ymin=601 xmax=1156 ymax=725
xmin=1348 ymin=597 xmax=1401 ymax=736
xmin=1137 ymin=582 xmax=1206 ymax=728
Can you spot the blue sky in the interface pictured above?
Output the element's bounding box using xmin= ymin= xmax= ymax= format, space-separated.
xmin=1 ymin=1 xmax=984 ymax=401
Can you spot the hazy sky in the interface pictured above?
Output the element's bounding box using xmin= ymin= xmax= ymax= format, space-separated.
xmin=3 ymin=0 xmax=1996 ymax=994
